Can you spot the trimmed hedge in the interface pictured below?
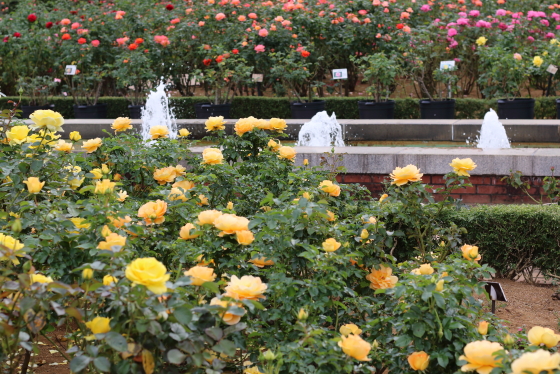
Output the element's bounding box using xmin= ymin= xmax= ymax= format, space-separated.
xmin=443 ymin=204 xmax=560 ymax=283
xmin=1 ymin=96 xmax=559 ymax=119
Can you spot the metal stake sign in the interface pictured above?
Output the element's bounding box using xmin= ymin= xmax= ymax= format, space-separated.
xmin=484 ymin=281 xmax=507 ymax=314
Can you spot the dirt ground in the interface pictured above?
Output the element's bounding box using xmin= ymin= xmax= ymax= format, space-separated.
xmin=21 ymin=278 xmax=559 ymax=374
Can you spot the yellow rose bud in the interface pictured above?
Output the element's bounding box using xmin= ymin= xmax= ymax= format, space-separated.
xmin=227 ymin=201 xmax=234 ymax=209
xmin=408 ymin=351 xmax=430 ymax=371
xmin=319 ymin=180 xmax=341 ymax=197
xmin=379 ymin=193 xmax=388 ymax=203
xmin=436 ymin=279 xmax=444 ymax=292
xmin=103 ymin=274 xmax=117 ymax=286
xmin=69 ymin=131 xmax=81 ymax=141
xmin=23 ymin=177 xmax=45 ymax=194
xmin=82 ymin=268 xmax=94 ymax=279
xmin=29 ymin=273 xmax=53 ymax=284
xmin=262 ymin=349 xmax=277 ymax=360
xmin=503 ymin=334 xmax=515 ymax=346
xmin=360 ymin=229 xmax=369 ymax=240
xmin=297 ymin=308 xmax=308 ymax=321
xmin=303 ymin=158 xmax=309 ymax=166
xmin=322 ymin=238 xmax=341 ymax=252
xmin=184 ymin=266 xmax=217 ymax=286
xmin=478 ymin=321 xmax=489 ymax=335
xmin=179 ymin=128 xmax=191 ymax=137
xmin=85 ymin=316 xmax=111 ymax=335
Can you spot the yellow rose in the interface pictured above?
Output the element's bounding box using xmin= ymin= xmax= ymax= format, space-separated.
xmin=169 ymin=188 xmax=187 ymax=202
xmin=436 ymin=279 xmax=444 ymax=291
xmin=97 ymin=233 xmax=127 ymax=250
xmin=82 ymin=138 xmax=102 ymax=153
xmin=418 ymin=263 xmax=434 ymax=275
xmin=340 ymin=323 xmax=362 ymax=336
xmin=110 ymin=215 xmax=132 ymax=229
xmin=297 ymin=308 xmax=309 ymax=320
xmin=326 ymin=210 xmax=336 ymax=221
xmin=125 ymin=257 xmax=170 ymax=294
xmin=268 ymin=139 xmax=281 ymax=151
xmin=303 ymin=158 xmax=309 ymax=166
xmin=338 ymin=334 xmax=371 ymax=361
xmin=249 ymin=256 xmax=273 ymax=267
xmin=461 ymin=244 xmax=481 ymax=262
xmin=174 ymin=164 xmax=186 ymax=177
xmin=0 ymin=233 xmax=24 ymax=251
xmin=224 ymin=275 xmax=267 ymax=300
xmin=138 ymin=200 xmax=167 ymax=225
xmin=449 ymin=158 xmax=477 ymax=177
xmin=184 ymin=266 xmax=216 ymax=286
xmin=103 ymin=274 xmax=118 ymax=286
xmin=68 ymin=177 xmax=85 ymax=190
xmin=255 ymin=119 xmax=271 ymax=130
xmin=379 ymin=193 xmax=388 ymax=202
xmin=236 ymin=230 xmax=255 ymax=245
xmin=85 ymin=316 xmax=111 ymax=334
xmin=202 ymin=148 xmax=224 ymax=165
xmin=319 ymin=180 xmax=341 ymax=197
xmin=111 ymin=117 xmax=133 ymax=132
xmin=179 ymin=128 xmax=190 ymax=137
xmin=478 ymin=321 xmax=489 ymax=335
xmin=27 ymin=129 xmax=60 ymax=148
xmin=82 ymin=268 xmax=94 ymax=279
xmin=270 ymin=118 xmax=287 ymax=132
xmin=210 ymin=297 xmax=245 ymax=325
xmin=278 ymin=146 xmax=296 ymax=161
xmin=459 ymin=340 xmax=503 ymax=374
xmin=214 ymin=214 xmax=250 ymax=235
xmin=366 ymin=265 xmax=398 ymax=290
xmin=70 ymin=217 xmax=91 ymax=230
xmin=322 ymin=238 xmax=341 ymax=252
xmin=244 ymin=367 xmax=264 ymax=374
xmin=153 ymin=166 xmax=177 ymax=185
xmin=150 ymin=125 xmax=169 ymax=139
xmin=197 ymin=210 xmax=223 ymax=225
xmin=54 ymin=140 xmax=73 ymax=153
xmin=390 ymin=165 xmax=423 ymax=186
xmin=117 ymin=190 xmax=128 ymax=202
xmin=179 ymin=223 xmax=200 ymax=240
xmin=94 ymin=179 xmax=116 ymax=194
xmin=226 ymin=201 xmax=234 ymax=210
xmin=511 ymin=350 xmax=560 ymax=374
xmin=408 ymin=351 xmax=430 ymax=371
xmin=234 ymin=117 xmax=256 ymax=136
xmin=6 ymin=125 xmax=30 ymax=145
xmin=90 ymin=168 xmax=103 ymax=179
xmin=173 ymin=180 xmax=195 ymax=191
xmin=476 ymin=36 xmax=487 ymax=46
xmin=533 ymin=56 xmax=544 ymax=67
xmin=528 ymin=326 xmax=560 ymax=348
xmin=205 ymin=116 xmax=226 ymax=131
xmin=69 ymin=131 xmax=81 ymax=141
xmin=30 ymin=273 xmax=53 ymax=284
xmin=29 ymin=109 xmax=64 ymax=132
xmin=23 ymin=177 xmax=45 ymax=194
xmin=360 ymin=229 xmax=369 ymax=239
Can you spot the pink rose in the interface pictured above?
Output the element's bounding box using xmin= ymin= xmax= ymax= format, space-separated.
xmin=469 ymin=10 xmax=480 ymax=17
xmin=420 ymin=4 xmax=431 ymax=12
xmin=91 ymin=39 xmax=100 ymax=47
xmin=447 ymin=28 xmax=457 ymax=37
xmin=215 ymin=12 xmax=226 ymax=21
xmin=496 ymin=9 xmax=506 ymax=16
xmin=258 ymin=28 xmax=268 ymax=37
xmin=254 ymin=44 xmax=265 ymax=53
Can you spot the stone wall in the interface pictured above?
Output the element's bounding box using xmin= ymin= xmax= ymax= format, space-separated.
xmin=337 ymin=173 xmax=547 ymax=204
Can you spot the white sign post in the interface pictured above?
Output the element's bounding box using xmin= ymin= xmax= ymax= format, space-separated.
xmin=332 ymin=69 xmax=348 ymax=80
xmin=64 ymin=65 xmax=77 ymax=75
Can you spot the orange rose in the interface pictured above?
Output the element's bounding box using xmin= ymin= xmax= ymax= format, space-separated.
xmin=138 ymin=200 xmax=167 ymax=225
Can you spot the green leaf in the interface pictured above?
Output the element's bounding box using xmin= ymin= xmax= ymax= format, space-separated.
xmin=412 ymin=323 xmax=425 ymax=338
xmin=167 ymin=349 xmax=187 ymax=364
xmin=205 ymin=327 xmax=223 ymax=341
xmin=213 ymin=339 xmax=236 ymax=356
xmin=201 ymin=281 xmax=220 ymax=294
xmin=93 ymin=357 xmax=111 ymax=372
xmin=70 ymin=356 xmax=92 ymax=373
xmin=104 ymin=332 xmax=128 ymax=352
xmin=395 ymin=335 xmax=412 ymax=348
xmin=173 ymin=306 xmax=193 ymax=325
xmin=30 ymin=160 xmax=43 ymax=171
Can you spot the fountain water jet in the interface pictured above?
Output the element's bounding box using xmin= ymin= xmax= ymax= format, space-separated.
xmin=140 ymin=82 xmax=177 ymax=141
xmin=296 ymin=111 xmax=345 ymax=147
xmin=476 ymin=109 xmax=511 ymax=149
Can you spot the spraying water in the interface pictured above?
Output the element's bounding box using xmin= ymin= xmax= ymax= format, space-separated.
xmin=140 ymin=82 xmax=177 ymax=141
xmin=476 ymin=109 xmax=511 ymax=149
xmin=296 ymin=111 xmax=345 ymax=147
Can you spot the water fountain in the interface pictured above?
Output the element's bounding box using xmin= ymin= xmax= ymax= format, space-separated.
xmin=296 ymin=111 xmax=345 ymax=147
xmin=140 ymin=82 xmax=178 ymax=141
xmin=476 ymin=109 xmax=511 ymax=149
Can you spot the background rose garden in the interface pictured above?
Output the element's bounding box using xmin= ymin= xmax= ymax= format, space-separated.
xmin=1 ymin=106 xmax=560 ymax=373
xmin=1 ymin=0 xmax=560 ymax=102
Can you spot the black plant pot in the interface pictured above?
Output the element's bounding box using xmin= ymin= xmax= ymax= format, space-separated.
xmin=358 ymin=100 xmax=395 ymax=119
xmin=20 ymin=104 xmax=54 ymax=119
xmin=73 ymin=103 xmax=108 ymax=119
xmin=419 ymin=99 xmax=455 ymax=119
xmin=497 ymin=98 xmax=535 ymax=120
xmin=290 ymin=100 xmax=326 ymax=119
xmin=128 ymin=104 xmax=144 ymax=119
xmin=194 ymin=103 xmax=232 ymax=119
xmin=556 ymin=99 xmax=560 ymax=119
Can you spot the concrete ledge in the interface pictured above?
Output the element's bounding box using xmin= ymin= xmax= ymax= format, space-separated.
xmin=189 ymin=146 xmax=560 ymax=177
xmin=35 ymin=118 xmax=560 ymax=143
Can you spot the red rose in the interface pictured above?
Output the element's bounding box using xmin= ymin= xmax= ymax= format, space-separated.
xmin=232 ymin=48 xmax=239 ymax=54
xmin=77 ymin=37 xmax=87 ymax=44
xmin=128 ymin=43 xmax=138 ymax=50
xmin=301 ymin=50 xmax=310 ymax=57
xmin=165 ymin=4 xmax=174 ymax=10
xmin=396 ymin=23 xmax=404 ymax=29
xmin=135 ymin=38 xmax=144 ymax=44
xmin=45 ymin=21 xmax=53 ymax=28
xmin=3 ymin=36 xmax=9 ymax=42
xmin=215 ymin=55 xmax=223 ymax=63
xmin=70 ymin=10 xmax=78 ymax=15
xmin=27 ymin=14 xmax=37 ymax=22
xmin=62 ymin=33 xmax=71 ymax=40
xmin=203 ymin=58 xmax=212 ymax=66
xmin=13 ymin=32 xmax=21 ymax=38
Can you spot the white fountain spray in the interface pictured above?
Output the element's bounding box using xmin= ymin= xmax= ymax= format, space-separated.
xmin=140 ymin=82 xmax=177 ymax=142
xmin=476 ymin=109 xmax=511 ymax=149
xmin=296 ymin=111 xmax=345 ymax=147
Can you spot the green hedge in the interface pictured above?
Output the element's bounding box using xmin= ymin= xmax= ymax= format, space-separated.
xmin=1 ymin=96 xmax=559 ymax=119
xmin=443 ymin=204 xmax=560 ymax=282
